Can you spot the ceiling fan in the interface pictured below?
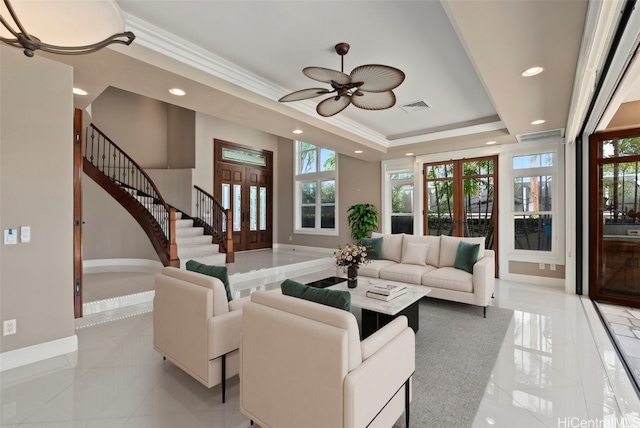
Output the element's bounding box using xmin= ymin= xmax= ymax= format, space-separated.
xmin=278 ymin=42 xmax=405 ymax=117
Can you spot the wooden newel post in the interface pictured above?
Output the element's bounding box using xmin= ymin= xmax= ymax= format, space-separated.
xmin=225 ymin=209 xmax=234 ymax=263
xmin=168 ymin=208 xmax=180 ymax=267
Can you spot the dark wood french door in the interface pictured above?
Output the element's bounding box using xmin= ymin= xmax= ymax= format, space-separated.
xmin=590 ymin=128 xmax=640 ymax=306
xmin=423 ymin=156 xmax=498 ymax=273
xmin=214 ymin=140 xmax=272 ymax=251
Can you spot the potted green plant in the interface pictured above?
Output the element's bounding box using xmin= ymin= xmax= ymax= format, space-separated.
xmin=347 ymin=203 xmax=379 ymax=243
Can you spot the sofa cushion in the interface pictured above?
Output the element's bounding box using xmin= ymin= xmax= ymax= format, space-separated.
xmin=358 ymin=259 xmax=397 ymax=279
xmin=379 ymin=263 xmax=436 ymax=284
xmin=360 ymin=237 xmax=383 ymax=260
xmin=403 ymin=235 xmax=441 ymax=267
xmin=439 ymin=236 xmax=486 ymax=267
xmin=281 ymin=279 xmax=351 ymax=312
xmin=371 ymin=232 xmax=404 ymax=263
xmin=454 ymin=241 xmax=480 ymax=273
xmin=186 ymin=260 xmax=233 ymax=301
xmin=401 ymin=242 xmax=429 ymax=266
xmin=422 ymin=267 xmax=473 ymax=293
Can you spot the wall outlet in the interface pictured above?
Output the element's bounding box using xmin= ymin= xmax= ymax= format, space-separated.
xmin=539 ymin=263 xmax=545 ymax=270
xmin=3 ymin=319 xmax=16 ymax=336
xmin=550 ymin=264 xmax=557 ymax=271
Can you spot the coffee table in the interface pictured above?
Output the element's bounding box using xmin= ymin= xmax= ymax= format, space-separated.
xmin=328 ymin=278 xmax=431 ymax=338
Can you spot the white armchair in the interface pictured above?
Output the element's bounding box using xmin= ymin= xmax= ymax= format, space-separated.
xmin=153 ymin=267 xmax=249 ymax=402
xmin=240 ymin=290 xmax=415 ymax=428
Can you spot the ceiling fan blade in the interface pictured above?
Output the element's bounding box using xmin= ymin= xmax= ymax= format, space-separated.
xmin=303 ymin=67 xmax=352 ymax=85
xmin=316 ymin=95 xmax=352 ymax=117
xmin=279 ymin=88 xmax=331 ymax=102
xmin=350 ymin=64 xmax=405 ymax=92
xmin=350 ymin=91 xmax=397 ymax=111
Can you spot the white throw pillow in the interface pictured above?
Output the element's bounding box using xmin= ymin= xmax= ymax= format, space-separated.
xmin=401 ymin=242 xmax=429 ymax=266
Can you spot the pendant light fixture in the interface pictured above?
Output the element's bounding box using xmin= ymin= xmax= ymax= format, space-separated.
xmin=0 ymin=0 xmax=134 ymax=57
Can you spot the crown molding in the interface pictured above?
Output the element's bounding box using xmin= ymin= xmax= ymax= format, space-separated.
xmin=123 ymin=14 xmax=390 ymax=148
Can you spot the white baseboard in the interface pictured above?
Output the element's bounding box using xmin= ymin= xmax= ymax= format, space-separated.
xmin=83 ymin=258 xmax=163 ymax=273
xmin=0 ymin=335 xmax=78 ymax=372
xmin=273 ymin=244 xmax=337 ymax=256
xmin=500 ymin=272 xmax=566 ymax=288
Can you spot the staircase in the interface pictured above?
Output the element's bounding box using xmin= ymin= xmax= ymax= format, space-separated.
xmin=175 ymin=213 xmax=226 ymax=267
xmin=84 ymin=123 xmax=232 ymax=267
xmin=130 ymin=191 xmax=226 ymax=267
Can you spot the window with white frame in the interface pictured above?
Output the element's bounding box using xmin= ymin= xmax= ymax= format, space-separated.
xmin=295 ymin=141 xmax=337 ymax=235
xmin=388 ymin=171 xmax=414 ymax=234
xmin=511 ymin=151 xmax=556 ymax=252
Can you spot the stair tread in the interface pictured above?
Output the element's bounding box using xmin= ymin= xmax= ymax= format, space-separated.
xmin=178 ymin=242 xmax=219 ymax=249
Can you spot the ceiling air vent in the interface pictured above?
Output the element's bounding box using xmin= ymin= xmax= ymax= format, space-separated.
xmin=516 ymin=128 xmax=565 ymax=144
xmin=399 ymin=99 xmax=431 ymax=113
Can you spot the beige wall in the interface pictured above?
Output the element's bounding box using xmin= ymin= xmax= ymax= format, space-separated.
xmin=0 ymin=47 xmax=75 ymax=353
xmin=147 ymin=169 xmax=194 ymax=216
xmin=82 ymin=176 xmax=159 ymax=261
xmin=167 ymin=105 xmax=196 ymax=169
xmin=194 ymin=112 xmax=279 ymax=195
xmin=607 ymin=100 xmax=640 ymax=130
xmin=277 ymin=137 xmax=382 ymax=248
xmin=92 ymin=87 xmax=169 ymax=168
xmin=509 ymin=261 xmax=566 ymax=279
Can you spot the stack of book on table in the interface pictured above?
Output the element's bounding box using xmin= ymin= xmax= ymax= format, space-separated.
xmin=366 ymin=284 xmax=407 ymax=301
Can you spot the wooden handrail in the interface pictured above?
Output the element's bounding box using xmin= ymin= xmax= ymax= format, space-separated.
xmin=87 ymin=124 xmax=173 ymax=215
xmin=84 ymin=124 xmax=178 ymax=267
xmin=194 ymin=185 xmax=234 ymax=263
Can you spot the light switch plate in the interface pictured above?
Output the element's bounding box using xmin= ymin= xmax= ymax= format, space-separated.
xmin=20 ymin=226 xmax=30 ymax=243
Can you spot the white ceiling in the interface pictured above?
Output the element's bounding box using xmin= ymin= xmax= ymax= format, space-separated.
xmin=52 ymin=0 xmax=591 ymax=160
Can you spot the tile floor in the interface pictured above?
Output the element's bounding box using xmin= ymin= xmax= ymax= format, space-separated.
xmin=2 ymin=251 xmax=640 ymax=427
xmin=596 ymin=302 xmax=640 ymax=390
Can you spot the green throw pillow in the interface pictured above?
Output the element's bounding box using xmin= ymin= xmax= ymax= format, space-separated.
xmin=453 ymin=241 xmax=481 ymax=274
xmin=360 ymin=237 xmax=383 ymax=260
xmin=185 ymin=260 xmax=233 ymax=302
xmin=281 ymin=279 xmax=351 ymax=312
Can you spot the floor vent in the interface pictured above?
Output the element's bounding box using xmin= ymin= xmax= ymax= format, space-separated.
xmin=516 ymin=128 xmax=565 ymax=143
xmin=399 ymin=99 xmax=431 ymax=113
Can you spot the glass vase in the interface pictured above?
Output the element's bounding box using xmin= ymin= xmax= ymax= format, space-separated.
xmin=347 ymin=265 xmax=358 ymax=289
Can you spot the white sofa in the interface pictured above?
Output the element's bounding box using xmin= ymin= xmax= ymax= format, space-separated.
xmin=153 ymin=267 xmax=250 ymax=401
xmin=359 ymin=233 xmax=495 ymax=316
xmin=240 ymin=290 xmax=415 ymax=428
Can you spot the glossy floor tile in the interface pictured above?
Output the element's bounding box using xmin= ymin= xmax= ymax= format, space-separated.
xmin=3 ymin=256 xmax=640 ymax=427
xmin=596 ymin=302 xmax=640 ymax=392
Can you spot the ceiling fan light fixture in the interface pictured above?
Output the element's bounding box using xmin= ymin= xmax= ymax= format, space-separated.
xmin=279 ymin=42 xmax=405 ymax=117
xmin=0 ymin=0 xmax=135 ymax=57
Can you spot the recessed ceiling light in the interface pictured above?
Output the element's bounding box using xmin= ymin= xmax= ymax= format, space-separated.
xmin=354 ymin=150 xmax=363 ymax=154
xmin=485 ymin=141 xmax=497 ymax=145
xmin=73 ymin=88 xmax=88 ymax=96
xmin=531 ymin=119 xmax=546 ymax=125
xmin=169 ymin=88 xmax=186 ymax=96
xmin=292 ymin=129 xmax=303 ymax=134
xmin=521 ymin=66 xmax=544 ymax=77
xmin=405 ymin=152 xmax=414 ymax=156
